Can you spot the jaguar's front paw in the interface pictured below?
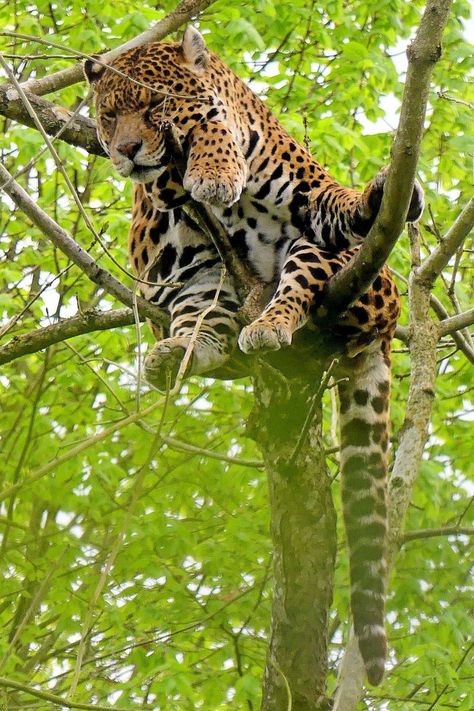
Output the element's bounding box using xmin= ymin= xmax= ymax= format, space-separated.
xmin=238 ymin=320 xmax=292 ymax=354
xmin=144 ymin=338 xmax=188 ymax=390
xmin=183 ymin=169 xmax=245 ymax=207
xmin=406 ymin=178 xmax=424 ymax=222
xmin=359 ymin=168 xmax=424 ymax=223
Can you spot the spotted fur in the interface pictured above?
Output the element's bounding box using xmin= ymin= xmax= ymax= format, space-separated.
xmin=85 ymin=27 xmax=424 ymax=685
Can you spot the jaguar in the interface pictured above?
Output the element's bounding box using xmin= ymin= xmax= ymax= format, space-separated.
xmin=85 ymin=27 xmax=424 ymax=686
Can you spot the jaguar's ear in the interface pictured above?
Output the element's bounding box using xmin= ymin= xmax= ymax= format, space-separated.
xmin=84 ymin=55 xmax=107 ymax=85
xmin=181 ymin=26 xmax=209 ymax=72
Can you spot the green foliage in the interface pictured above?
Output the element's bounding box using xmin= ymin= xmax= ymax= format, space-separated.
xmin=0 ymin=0 xmax=473 ymax=709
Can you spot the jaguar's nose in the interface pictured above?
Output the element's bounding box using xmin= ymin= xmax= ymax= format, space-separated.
xmin=117 ymin=140 xmax=143 ymax=160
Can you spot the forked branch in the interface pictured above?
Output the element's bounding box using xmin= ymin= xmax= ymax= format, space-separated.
xmin=418 ymin=195 xmax=474 ymax=285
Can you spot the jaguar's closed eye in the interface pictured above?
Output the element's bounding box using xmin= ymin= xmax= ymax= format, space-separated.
xmin=102 ymin=110 xmax=116 ymax=121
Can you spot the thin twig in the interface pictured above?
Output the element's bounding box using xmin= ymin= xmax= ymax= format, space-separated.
xmin=68 ymin=414 xmax=167 ymax=697
xmin=0 ymin=549 xmax=69 ymax=672
xmin=0 ymin=676 xmax=132 ymax=711
xmin=0 ymin=262 xmax=75 ymax=340
xmin=0 ymin=397 xmax=167 ymax=504
xmin=401 ymin=526 xmax=474 ymax=543
xmin=2 ymin=33 xmax=209 ymax=103
xmin=15 ymin=0 xmax=216 ymax=95
xmin=160 ymin=434 xmax=264 ymax=468
xmin=437 ymin=89 xmax=474 ymax=109
xmin=168 ymin=266 xmax=227 ymax=394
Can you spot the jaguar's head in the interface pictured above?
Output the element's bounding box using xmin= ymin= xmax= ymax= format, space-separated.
xmin=84 ymin=27 xmax=222 ymax=183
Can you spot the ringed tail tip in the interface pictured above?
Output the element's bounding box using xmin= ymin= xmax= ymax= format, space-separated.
xmin=357 ymin=623 xmax=387 ymax=686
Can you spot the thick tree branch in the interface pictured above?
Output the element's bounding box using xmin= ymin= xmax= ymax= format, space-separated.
xmin=0 ymin=164 xmax=169 ymax=328
xmin=0 ymin=83 xmax=103 ymax=154
xmin=249 ymin=369 xmax=336 ymax=711
xmin=439 ymin=308 xmax=474 ymax=337
xmin=333 ymin=640 xmax=366 ymax=710
xmin=418 ymin=195 xmax=474 ymax=285
xmin=321 ymin=0 xmax=453 ymax=318
xmin=396 ymin=307 xmax=474 ymax=359
xmin=393 ymin=266 xmax=474 ymax=362
xmin=0 ymin=308 xmax=138 ymax=365
xmin=15 ymin=0 xmax=215 ymax=96
xmin=394 ymin=325 xmax=409 ymax=343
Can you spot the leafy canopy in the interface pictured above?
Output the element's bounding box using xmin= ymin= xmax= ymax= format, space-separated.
xmin=0 ymin=0 xmax=473 ymax=708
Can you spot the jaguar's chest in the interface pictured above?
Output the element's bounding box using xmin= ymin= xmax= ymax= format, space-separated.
xmin=213 ymin=192 xmax=301 ymax=282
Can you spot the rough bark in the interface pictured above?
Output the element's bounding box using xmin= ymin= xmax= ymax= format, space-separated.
xmin=250 ymin=376 xmax=336 ymax=711
xmin=439 ymin=308 xmax=474 ymax=336
xmin=246 ymin=343 xmax=338 ymax=711
xmin=0 ymin=83 xmax=103 ymax=155
xmin=388 ymin=225 xmax=440 ymax=548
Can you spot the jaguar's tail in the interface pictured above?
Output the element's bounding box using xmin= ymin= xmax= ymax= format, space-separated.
xmin=337 ymin=338 xmax=391 ymax=686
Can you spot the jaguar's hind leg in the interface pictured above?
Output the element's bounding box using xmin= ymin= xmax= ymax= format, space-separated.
xmin=145 ymin=268 xmax=240 ymax=390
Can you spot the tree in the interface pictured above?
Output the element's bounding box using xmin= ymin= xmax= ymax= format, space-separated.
xmin=0 ymin=1 xmax=473 ymax=710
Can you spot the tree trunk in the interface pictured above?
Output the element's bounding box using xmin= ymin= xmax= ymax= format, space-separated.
xmin=247 ymin=347 xmax=337 ymax=711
